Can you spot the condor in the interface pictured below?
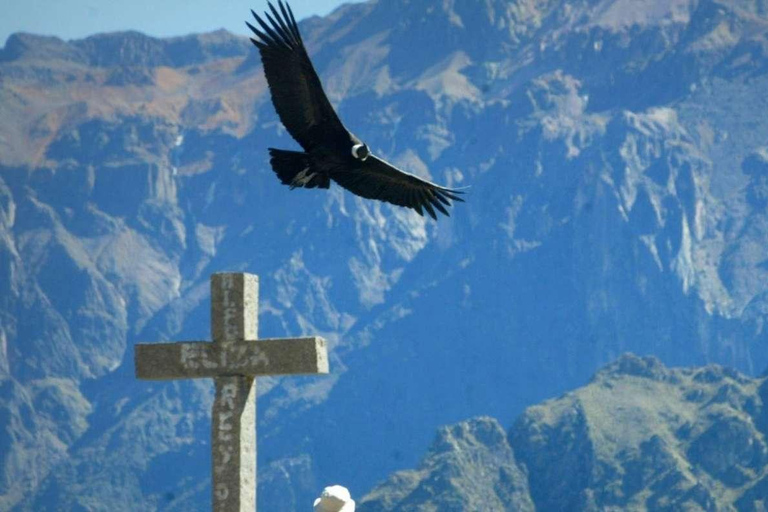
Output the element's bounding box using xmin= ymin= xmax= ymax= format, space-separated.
xmin=246 ymin=1 xmax=464 ymax=219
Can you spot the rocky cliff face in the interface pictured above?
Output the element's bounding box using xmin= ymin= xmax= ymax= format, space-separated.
xmin=359 ymin=417 xmax=534 ymax=512
xmin=360 ymin=355 xmax=768 ymax=511
xmin=512 ymin=354 xmax=768 ymax=511
xmin=2 ymin=0 xmax=768 ymax=509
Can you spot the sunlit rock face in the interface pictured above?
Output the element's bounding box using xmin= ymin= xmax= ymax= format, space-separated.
xmin=359 ymin=417 xmax=534 ymax=512
xmin=2 ymin=0 xmax=768 ymax=509
xmin=508 ymin=355 xmax=768 ymax=511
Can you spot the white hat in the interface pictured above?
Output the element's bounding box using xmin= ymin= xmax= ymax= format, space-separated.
xmin=313 ymin=485 xmax=355 ymax=512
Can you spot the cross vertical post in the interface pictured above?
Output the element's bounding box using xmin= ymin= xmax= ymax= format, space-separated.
xmin=210 ymin=273 xmax=258 ymax=511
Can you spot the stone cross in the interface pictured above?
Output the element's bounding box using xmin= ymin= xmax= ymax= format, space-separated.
xmin=134 ymin=273 xmax=329 ymax=511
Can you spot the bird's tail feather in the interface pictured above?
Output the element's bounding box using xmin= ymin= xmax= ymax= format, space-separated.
xmin=268 ymin=148 xmax=329 ymax=189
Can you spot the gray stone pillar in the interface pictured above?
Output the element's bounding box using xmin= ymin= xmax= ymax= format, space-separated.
xmin=211 ymin=273 xmax=258 ymax=511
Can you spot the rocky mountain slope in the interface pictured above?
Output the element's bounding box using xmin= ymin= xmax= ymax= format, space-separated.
xmin=360 ymin=355 xmax=768 ymax=511
xmin=2 ymin=0 xmax=768 ymax=509
xmin=359 ymin=417 xmax=535 ymax=512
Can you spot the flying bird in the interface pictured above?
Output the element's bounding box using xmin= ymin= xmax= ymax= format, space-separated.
xmin=246 ymin=1 xmax=464 ymax=219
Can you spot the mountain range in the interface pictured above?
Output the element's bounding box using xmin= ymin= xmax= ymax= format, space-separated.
xmin=2 ymin=0 xmax=768 ymax=509
xmin=359 ymin=354 xmax=768 ymax=511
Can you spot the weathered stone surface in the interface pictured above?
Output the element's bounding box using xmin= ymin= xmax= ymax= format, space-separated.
xmin=212 ymin=376 xmax=256 ymax=512
xmin=211 ymin=273 xmax=258 ymax=342
xmin=134 ymin=338 xmax=328 ymax=380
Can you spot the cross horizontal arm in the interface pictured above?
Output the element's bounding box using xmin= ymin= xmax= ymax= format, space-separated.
xmin=135 ymin=337 xmax=329 ymax=380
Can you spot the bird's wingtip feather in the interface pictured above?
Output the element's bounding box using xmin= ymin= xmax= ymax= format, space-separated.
xmin=429 ymin=195 xmax=449 ymax=216
xmin=267 ymin=2 xmax=297 ymax=46
xmin=245 ymin=20 xmax=259 ymax=34
xmin=421 ymin=193 xmax=438 ymax=219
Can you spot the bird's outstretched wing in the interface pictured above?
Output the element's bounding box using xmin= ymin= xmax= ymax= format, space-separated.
xmin=332 ymin=155 xmax=465 ymax=219
xmin=246 ymin=1 xmax=346 ymax=150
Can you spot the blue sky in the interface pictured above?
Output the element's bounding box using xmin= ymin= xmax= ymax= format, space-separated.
xmin=0 ymin=0 xmax=354 ymax=46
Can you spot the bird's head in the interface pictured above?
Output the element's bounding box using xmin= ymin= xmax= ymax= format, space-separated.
xmin=351 ymin=143 xmax=370 ymax=161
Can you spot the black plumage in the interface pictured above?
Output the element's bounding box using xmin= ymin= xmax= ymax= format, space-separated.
xmin=246 ymin=1 xmax=464 ymax=219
